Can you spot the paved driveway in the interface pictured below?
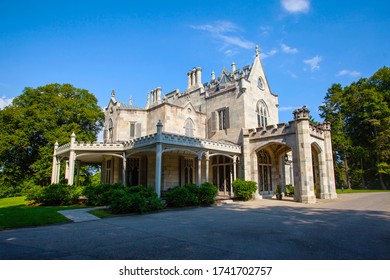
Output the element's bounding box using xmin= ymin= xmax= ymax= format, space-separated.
xmin=1 ymin=193 xmax=389 ymax=259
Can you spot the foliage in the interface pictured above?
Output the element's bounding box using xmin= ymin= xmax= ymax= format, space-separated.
xmin=198 ymin=182 xmax=218 ymax=206
xmin=285 ymin=184 xmax=294 ymax=196
xmin=165 ymin=184 xmax=199 ymax=207
xmin=165 ymin=183 xmax=218 ymax=207
xmin=27 ymin=183 xmax=83 ymax=206
xmin=232 ymin=179 xmax=257 ymax=201
xmin=83 ymin=182 xmax=123 ymax=206
xmin=109 ymin=185 xmax=165 ymax=214
xmin=0 ymin=83 xmax=104 ymax=197
xmin=319 ymin=67 xmax=390 ymax=190
xmin=0 ymin=196 xmax=86 ymax=230
xmin=275 ymin=185 xmax=282 ymax=195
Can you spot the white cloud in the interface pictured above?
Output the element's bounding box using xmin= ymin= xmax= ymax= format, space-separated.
xmin=281 ymin=43 xmax=298 ymax=54
xmin=261 ymin=48 xmax=278 ymax=59
xmin=337 ymin=69 xmax=361 ymax=77
xmin=0 ymin=96 xmax=13 ymax=109
xmin=281 ymin=0 xmax=310 ymax=14
xmin=303 ymin=55 xmax=322 ymax=71
xmin=190 ymin=20 xmax=255 ymax=51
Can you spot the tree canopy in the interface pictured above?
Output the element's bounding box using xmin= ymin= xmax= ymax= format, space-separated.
xmin=319 ymin=67 xmax=390 ymax=190
xmin=0 ymin=84 xmax=104 ymax=196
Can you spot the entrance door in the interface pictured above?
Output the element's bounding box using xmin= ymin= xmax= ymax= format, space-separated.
xmin=212 ymin=155 xmax=233 ymax=195
xmin=258 ymin=150 xmax=272 ymax=194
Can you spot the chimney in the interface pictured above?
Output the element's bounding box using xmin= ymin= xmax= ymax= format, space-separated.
xmin=196 ymin=67 xmax=202 ymax=85
xmin=231 ymin=62 xmax=236 ymax=73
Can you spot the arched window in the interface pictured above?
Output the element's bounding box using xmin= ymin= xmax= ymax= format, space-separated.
xmin=108 ymin=118 xmax=114 ymax=141
xmin=184 ymin=118 xmax=195 ymax=137
xmin=258 ymin=150 xmax=272 ymax=192
xmin=256 ymin=100 xmax=269 ymax=128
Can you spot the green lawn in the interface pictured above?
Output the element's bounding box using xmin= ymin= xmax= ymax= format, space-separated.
xmin=336 ymin=189 xmax=390 ymax=194
xmin=0 ymin=196 xmax=86 ymax=230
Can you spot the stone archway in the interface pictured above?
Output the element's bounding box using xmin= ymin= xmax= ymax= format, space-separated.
xmin=255 ymin=143 xmax=293 ymax=198
xmin=311 ymin=145 xmax=321 ymax=198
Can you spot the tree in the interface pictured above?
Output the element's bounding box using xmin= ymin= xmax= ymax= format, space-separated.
xmin=0 ymin=84 xmax=104 ymax=196
xmin=319 ymin=67 xmax=390 ymax=190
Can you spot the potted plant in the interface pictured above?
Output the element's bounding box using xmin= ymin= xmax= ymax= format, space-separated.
xmin=275 ymin=186 xmax=283 ymax=200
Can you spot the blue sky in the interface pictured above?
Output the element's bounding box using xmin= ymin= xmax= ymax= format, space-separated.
xmin=0 ymin=0 xmax=389 ymax=124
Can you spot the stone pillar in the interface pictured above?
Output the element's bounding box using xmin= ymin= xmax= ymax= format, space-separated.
xmin=323 ymin=122 xmax=337 ymax=199
xmin=197 ymin=151 xmax=202 ymax=186
xmin=122 ymin=152 xmax=127 ymax=187
xmin=293 ymin=107 xmax=316 ymax=203
xmin=68 ymin=132 xmax=76 ymax=185
xmin=155 ymin=120 xmax=163 ymax=198
xmin=205 ymin=151 xmax=210 ymax=182
xmin=51 ymin=142 xmax=59 ymax=184
xmin=241 ymin=129 xmax=252 ymax=180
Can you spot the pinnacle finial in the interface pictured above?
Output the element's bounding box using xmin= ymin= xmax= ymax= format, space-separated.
xmin=111 ymin=89 xmax=115 ymax=97
xmin=129 ymin=96 xmax=133 ymax=105
xmin=255 ymin=45 xmax=259 ymax=57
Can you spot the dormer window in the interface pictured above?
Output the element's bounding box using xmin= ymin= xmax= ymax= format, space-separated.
xmin=258 ymin=76 xmax=265 ymax=90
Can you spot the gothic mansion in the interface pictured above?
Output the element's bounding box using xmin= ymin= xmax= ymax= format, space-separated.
xmin=51 ymin=47 xmax=337 ymax=203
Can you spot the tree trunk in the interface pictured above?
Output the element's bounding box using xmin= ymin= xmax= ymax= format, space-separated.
xmin=361 ymin=158 xmax=366 ymax=189
xmin=344 ymin=155 xmax=351 ymax=189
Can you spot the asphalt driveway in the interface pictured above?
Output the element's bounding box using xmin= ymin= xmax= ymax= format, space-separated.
xmin=0 ymin=193 xmax=389 ymax=260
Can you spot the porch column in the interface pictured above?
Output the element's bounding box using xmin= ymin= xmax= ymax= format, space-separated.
xmin=197 ymin=151 xmax=202 ymax=186
xmin=155 ymin=121 xmax=163 ymax=197
xmin=56 ymin=158 xmax=61 ymax=183
xmin=122 ymin=152 xmax=127 ymax=187
xmin=205 ymin=151 xmax=210 ymax=182
xmin=68 ymin=132 xmax=76 ymax=185
xmin=232 ymin=155 xmax=238 ymax=197
xmin=51 ymin=142 xmax=59 ymax=184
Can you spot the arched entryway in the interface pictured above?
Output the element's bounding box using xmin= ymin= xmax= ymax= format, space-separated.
xmin=311 ymin=143 xmax=322 ymax=198
xmin=256 ymin=143 xmax=293 ymax=198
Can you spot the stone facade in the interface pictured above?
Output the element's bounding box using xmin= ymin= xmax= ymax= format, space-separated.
xmin=52 ymin=46 xmax=337 ymax=203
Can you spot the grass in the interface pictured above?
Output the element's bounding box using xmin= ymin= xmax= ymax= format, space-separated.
xmin=336 ymin=188 xmax=390 ymax=194
xmin=0 ymin=196 xmax=87 ymax=230
xmin=88 ymin=209 xmax=113 ymax=218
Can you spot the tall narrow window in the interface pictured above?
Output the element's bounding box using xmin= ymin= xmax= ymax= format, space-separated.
xmin=108 ymin=118 xmax=114 ymax=141
xmin=256 ymin=100 xmax=269 ymax=128
xmin=258 ymin=150 xmax=272 ymax=192
xmin=130 ymin=122 xmax=135 ymax=138
xmin=184 ymin=118 xmax=195 ymax=137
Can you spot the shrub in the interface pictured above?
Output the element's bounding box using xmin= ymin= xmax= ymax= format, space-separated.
xmin=232 ymin=179 xmax=257 ymax=201
xmin=109 ymin=185 xmax=164 ymax=214
xmin=286 ymin=184 xmax=294 ymax=196
xmin=165 ymin=184 xmax=199 ymax=207
xmin=198 ymin=182 xmax=218 ymax=206
xmin=83 ymin=182 xmax=123 ymax=206
xmin=30 ymin=184 xmax=82 ymax=206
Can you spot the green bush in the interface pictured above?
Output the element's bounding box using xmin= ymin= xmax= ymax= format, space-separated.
xmin=198 ymin=182 xmax=218 ymax=206
xmin=83 ymin=182 xmax=123 ymax=206
xmin=286 ymin=184 xmax=294 ymax=196
xmin=165 ymin=183 xmax=218 ymax=207
xmin=165 ymin=184 xmax=199 ymax=207
xmin=109 ymin=185 xmax=164 ymax=214
xmin=29 ymin=184 xmax=82 ymax=206
xmin=232 ymin=179 xmax=257 ymax=201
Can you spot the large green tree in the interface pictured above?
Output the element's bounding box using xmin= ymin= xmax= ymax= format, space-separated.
xmin=0 ymin=84 xmax=104 ymax=196
xmin=319 ymin=67 xmax=390 ymax=190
